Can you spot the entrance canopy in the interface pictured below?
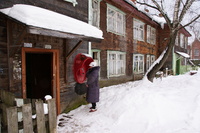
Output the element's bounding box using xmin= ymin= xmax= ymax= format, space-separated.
xmin=0 ymin=4 xmax=103 ymax=42
xmin=176 ymin=51 xmax=190 ymax=58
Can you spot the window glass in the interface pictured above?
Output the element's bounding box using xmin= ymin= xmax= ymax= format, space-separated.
xmin=107 ymin=7 xmax=125 ymax=35
xmin=133 ymin=54 xmax=144 ymax=73
xmin=108 ymin=51 xmax=126 ymax=76
xmin=133 ymin=19 xmax=144 ymax=41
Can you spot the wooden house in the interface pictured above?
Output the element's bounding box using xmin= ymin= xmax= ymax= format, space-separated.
xmin=0 ymin=0 xmax=103 ymax=113
xmin=190 ymin=38 xmax=200 ymax=66
xmin=158 ymin=24 xmax=192 ymax=75
xmin=89 ymin=0 xmax=160 ymax=87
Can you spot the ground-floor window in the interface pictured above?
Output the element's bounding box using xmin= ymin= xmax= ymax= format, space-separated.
xmin=146 ymin=55 xmax=155 ymax=71
xmin=91 ymin=49 xmax=101 ymax=66
xmin=107 ymin=51 xmax=126 ymax=77
xmin=133 ymin=54 xmax=144 ymax=74
xmin=146 ymin=55 xmax=151 ymax=71
xmin=151 ymin=55 xmax=155 ymax=65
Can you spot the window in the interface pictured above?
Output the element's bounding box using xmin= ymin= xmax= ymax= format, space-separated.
xmin=90 ymin=0 xmax=100 ymax=28
xmin=91 ymin=50 xmax=101 ymax=66
xmin=175 ymin=35 xmax=179 ymax=46
xmin=107 ymin=4 xmax=125 ymax=35
xmin=133 ymin=54 xmax=144 ymax=73
xmin=133 ymin=19 xmax=145 ymax=41
xmin=146 ymin=55 xmax=155 ymax=71
xmin=147 ymin=25 xmax=156 ymax=44
xmin=147 ymin=25 xmax=151 ymax=43
xmin=146 ymin=55 xmax=151 ymax=71
xmin=63 ymin=0 xmax=78 ymax=6
xmin=180 ymin=34 xmax=184 ymax=48
xmin=151 ymin=55 xmax=155 ymax=64
xmin=151 ymin=28 xmax=156 ymax=44
xmin=108 ymin=51 xmax=126 ymax=77
xmin=194 ymin=49 xmax=199 ymax=56
xmin=185 ymin=37 xmax=188 ymax=49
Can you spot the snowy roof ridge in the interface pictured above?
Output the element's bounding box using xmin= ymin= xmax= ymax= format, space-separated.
xmin=0 ymin=4 xmax=103 ymax=40
xmin=124 ymin=0 xmax=166 ymax=28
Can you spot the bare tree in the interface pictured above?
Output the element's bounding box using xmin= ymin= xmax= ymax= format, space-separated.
xmin=136 ymin=0 xmax=200 ymax=82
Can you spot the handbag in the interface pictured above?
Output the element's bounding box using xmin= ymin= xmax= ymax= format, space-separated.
xmin=74 ymin=83 xmax=87 ymax=95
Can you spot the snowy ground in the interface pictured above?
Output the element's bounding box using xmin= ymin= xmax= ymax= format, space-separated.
xmin=57 ymin=69 xmax=200 ymax=133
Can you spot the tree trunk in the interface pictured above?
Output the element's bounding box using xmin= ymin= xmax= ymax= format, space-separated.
xmin=147 ymin=32 xmax=177 ymax=82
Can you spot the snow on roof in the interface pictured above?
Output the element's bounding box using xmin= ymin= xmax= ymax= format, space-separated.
xmin=176 ymin=51 xmax=190 ymax=58
xmin=124 ymin=0 xmax=167 ymax=26
xmin=0 ymin=4 xmax=103 ymax=40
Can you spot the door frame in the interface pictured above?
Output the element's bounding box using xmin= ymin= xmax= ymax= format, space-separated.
xmin=22 ymin=48 xmax=60 ymax=114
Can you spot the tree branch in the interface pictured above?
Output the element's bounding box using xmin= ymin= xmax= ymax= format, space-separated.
xmin=177 ymin=14 xmax=200 ymax=31
xmin=151 ymin=0 xmax=172 ymax=29
xmin=179 ymin=0 xmax=196 ymax=23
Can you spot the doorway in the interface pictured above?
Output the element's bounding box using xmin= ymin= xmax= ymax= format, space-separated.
xmin=22 ymin=48 xmax=60 ymax=114
xmin=26 ymin=53 xmax=52 ymax=100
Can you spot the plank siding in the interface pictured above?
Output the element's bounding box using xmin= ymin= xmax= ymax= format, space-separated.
xmin=0 ymin=0 xmax=90 ymax=113
xmin=92 ymin=0 xmax=159 ymax=85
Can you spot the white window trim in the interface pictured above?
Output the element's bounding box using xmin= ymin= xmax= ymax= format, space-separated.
xmin=133 ymin=18 xmax=145 ymax=41
xmin=146 ymin=55 xmax=151 ymax=71
xmin=88 ymin=0 xmax=100 ymax=28
xmin=107 ymin=4 xmax=126 ymax=36
xmin=150 ymin=55 xmax=155 ymax=65
xmin=133 ymin=54 xmax=144 ymax=74
xmin=147 ymin=25 xmax=156 ymax=44
xmin=107 ymin=51 xmax=126 ymax=78
xmin=63 ymin=0 xmax=78 ymax=6
xmin=147 ymin=25 xmax=151 ymax=43
xmin=91 ymin=49 xmax=101 ymax=66
xmin=151 ymin=27 xmax=156 ymax=45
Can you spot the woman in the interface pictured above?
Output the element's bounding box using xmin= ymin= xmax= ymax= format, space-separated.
xmin=86 ymin=61 xmax=100 ymax=112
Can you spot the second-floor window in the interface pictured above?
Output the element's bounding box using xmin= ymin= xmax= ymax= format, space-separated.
xmin=147 ymin=25 xmax=156 ymax=44
xmin=180 ymin=33 xmax=185 ymax=48
xmin=107 ymin=4 xmax=125 ymax=35
xmin=185 ymin=36 xmax=188 ymax=49
xmin=133 ymin=19 xmax=144 ymax=41
xmin=91 ymin=0 xmax=100 ymax=28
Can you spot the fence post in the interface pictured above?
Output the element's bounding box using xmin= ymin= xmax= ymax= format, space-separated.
xmin=6 ymin=107 xmax=18 ymax=133
xmin=47 ymin=99 xmax=57 ymax=133
xmin=35 ymin=100 xmax=46 ymax=133
xmin=22 ymin=103 xmax=33 ymax=133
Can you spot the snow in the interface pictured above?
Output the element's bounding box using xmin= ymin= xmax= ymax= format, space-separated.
xmin=176 ymin=51 xmax=190 ymax=58
xmin=0 ymin=4 xmax=103 ymax=40
xmin=57 ymin=69 xmax=200 ymax=133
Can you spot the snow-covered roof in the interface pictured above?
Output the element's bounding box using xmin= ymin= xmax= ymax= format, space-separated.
xmin=124 ymin=0 xmax=167 ymax=27
xmin=0 ymin=4 xmax=103 ymax=42
xmin=176 ymin=51 xmax=190 ymax=58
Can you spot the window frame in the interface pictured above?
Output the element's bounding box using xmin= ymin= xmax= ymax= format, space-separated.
xmin=180 ymin=33 xmax=184 ymax=48
xmin=147 ymin=25 xmax=156 ymax=44
xmin=107 ymin=51 xmax=126 ymax=77
xmin=107 ymin=4 xmax=126 ymax=36
xmin=90 ymin=0 xmax=100 ymax=28
xmin=133 ymin=54 xmax=144 ymax=74
xmin=194 ymin=49 xmax=200 ymax=56
xmin=146 ymin=55 xmax=151 ymax=71
xmin=133 ymin=19 xmax=145 ymax=41
xmin=91 ymin=49 xmax=101 ymax=66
